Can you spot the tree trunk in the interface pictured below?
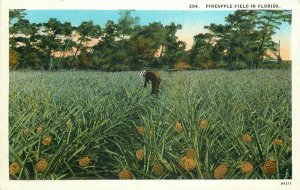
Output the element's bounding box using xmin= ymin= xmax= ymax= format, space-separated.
xmin=60 ymin=32 xmax=76 ymax=60
xmin=121 ymin=10 xmax=128 ymax=51
xmin=44 ymin=48 xmax=53 ymax=70
xmin=159 ymin=45 xmax=164 ymax=60
xmin=71 ymin=38 xmax=83 ymax=67
xmin=255 ymin=58 xmax=259 ymax=69
xmin=121 ymin=33 xmax=125 ymax=50
xmin=74 ymin=39 xmax=83 ymax=59
xmin=256 ymin=12 xmax=275 ymax=69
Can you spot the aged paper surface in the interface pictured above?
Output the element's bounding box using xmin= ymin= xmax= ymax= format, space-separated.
xmin=1 ymin=0 xmax=299 ymax=189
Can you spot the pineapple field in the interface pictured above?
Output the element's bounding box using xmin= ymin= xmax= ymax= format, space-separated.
xmin=9 ymin=70 xmax=292 ymax=179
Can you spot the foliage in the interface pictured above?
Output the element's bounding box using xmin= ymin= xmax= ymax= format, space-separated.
xmin=160 ymin=23 xmax=187 ymax=67
xmin=71 ymin=21 xmax=101 ymax=67
xmin=117 ymin=10 xmax=139 ymax=50
xmin=9 ymin=70 xmax=291 ymax=179
xmin=37 ymin=18 xmax=74 ymax=70
xmin=9 ymin=9 xmax=26 ymax=26
xmin=189 ymin=33 xmax=216 ymax=69
xmin=174 ymin=61 xmax=191 ymax=70
xmin=196 ymin=10 xmax=292 ymax=70
xmin=9 ymin=10 xmax=291 ymax=71
xmin=9 ymin=48 xmax=19 ymax=70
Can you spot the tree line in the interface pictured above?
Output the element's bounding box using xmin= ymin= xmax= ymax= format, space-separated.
xmin=9 ymin=10 xmax=291 ymax=71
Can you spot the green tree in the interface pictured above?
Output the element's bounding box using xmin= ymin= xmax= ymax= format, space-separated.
xmin=9 ymin=9 xmax=27 ymax=69
xmin=160 ymin=23 xmax=187 ymax=68
xmin=127 ymin=22 xmax=165 ymax=69
xmin=189 ymin=33 xmax=215 ymax=69
xmin=52 ymin=22 xmax=76 ymax=69
xmin=117 ymin=10 xmax=139 ymax=50
xmin=9 ymin=9 xmax=26 ymax=26
xmin=72 ymin=21 xmax=101 ymax=68
xmin=35 ymin=18 xmax=73 ymax=69
xmin=204 ymin=11 xmax=258 ymax=69
xmin=254 ymin=10 xmax=291 ymax=68
xmin=56 ymin=22 xmax=75 ymax=58
xmin=92 ymin=20 xmax=118 ymax=70
xmin=9 ymin=16 xmax=44 ymax=69
xmin=202 ymin=10 xmax=291 ymax=70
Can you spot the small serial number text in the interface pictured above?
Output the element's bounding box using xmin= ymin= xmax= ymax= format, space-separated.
xmin=281 ymin=181 xmax=291 ymax=185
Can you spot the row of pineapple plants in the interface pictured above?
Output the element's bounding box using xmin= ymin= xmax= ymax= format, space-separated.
xmin=9 ymin=70 xmax=291 ymax=179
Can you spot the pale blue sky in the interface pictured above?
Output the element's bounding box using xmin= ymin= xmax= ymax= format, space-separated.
xmin=24 ymin=10 xmax=290 ymax=33
xmin=23 ymin=10 xmax=291 ymax=59
xmin=24 ymin=10 xmax=232 ymax=27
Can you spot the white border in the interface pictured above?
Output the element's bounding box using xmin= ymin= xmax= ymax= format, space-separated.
xmin=1 ymin=0 xmax=299 ymax=190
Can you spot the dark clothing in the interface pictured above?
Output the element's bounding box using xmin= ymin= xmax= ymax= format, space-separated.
xmin=144 ymin=71 xmax=161 ymax=94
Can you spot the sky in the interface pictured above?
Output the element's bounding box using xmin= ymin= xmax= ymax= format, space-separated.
xmin=24 ymin=10 xmax=291 ymax=60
